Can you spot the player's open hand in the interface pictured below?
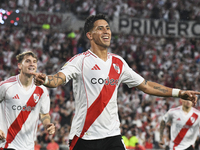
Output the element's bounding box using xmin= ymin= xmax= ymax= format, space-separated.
xmin=46 ymin=123 xmax=55 ymax=135
xmin=0 ymin=130 xmax=5 ymax=140
xmin=179 ymin=90 xmax=200 ymax=106
xmin=30 ymin=72 xmax=46 ymax=86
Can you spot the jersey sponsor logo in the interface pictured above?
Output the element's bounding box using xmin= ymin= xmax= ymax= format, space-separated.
xmin=91 ymin=64 xmax=101 ymax=70
xmin=177 ymin=118 xmax=181 ymax=121
xmin=113 ymin=63 xmax=120 ymax=74
xmin=34 ymin=94 xmax=40 ymax=103
xmin=12 ymin=94 xmax=19 ymax=99
xmin=183 ymin=125 xmax=191 ymax=129
xmin=12 ymin=104 xmax=35 ymax=111
xmin=91 ymin=77 xmax=118 ymax=85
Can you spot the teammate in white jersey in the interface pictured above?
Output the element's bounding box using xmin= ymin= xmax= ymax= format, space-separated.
xmin=31 ymin=14 xmax=200 ymax=150
xmin=159 ymin=99 xmax=200 ymax=150
xmin=0 ymin=51 xmax=55 ymax=150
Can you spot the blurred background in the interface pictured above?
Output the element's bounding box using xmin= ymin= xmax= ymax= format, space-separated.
xmin=0 ymin=0 xmax=200 ymax=150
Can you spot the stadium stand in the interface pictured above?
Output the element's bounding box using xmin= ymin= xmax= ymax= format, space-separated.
xmin=0 ymin=0 xmax=200 ymax=150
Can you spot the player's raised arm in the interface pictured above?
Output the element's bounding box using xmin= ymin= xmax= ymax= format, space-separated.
xmin=136 ymin=80 xmax=200 ymax=105
xmin=31 ymin=72 xmax=66 ymax=88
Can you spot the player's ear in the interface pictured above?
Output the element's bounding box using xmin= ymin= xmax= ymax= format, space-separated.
xmin=86 ymin=32 xmax=92 ymax=40
xmin=18 ymin=63 xmax=22 ymax=70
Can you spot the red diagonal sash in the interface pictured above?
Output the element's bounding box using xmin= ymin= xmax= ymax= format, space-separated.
xmin=70 ymin=57 xmax=123 ymax=150
xmin=4 ymin=86 xmax=43 ymax=148
xmin=173 ymin=112 xmax=198 ymax=150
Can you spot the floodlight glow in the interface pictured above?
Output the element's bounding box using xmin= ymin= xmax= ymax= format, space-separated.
xmin=10 ymin=20 xmax=14 ymax=24
xmin=0 ymin=20 xmax=4 ymax=24
xmin=7 ymin=11 xmax=11 ymax=15
xmin=2 ymin=10 xmax=6 ymax=14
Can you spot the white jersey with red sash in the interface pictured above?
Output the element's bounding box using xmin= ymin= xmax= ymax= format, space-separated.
xmin=59 ymin=50 xmax=144 ymax=149
xmin=162 ymin=106 xmax=200 ymax=150
xmin=0 ymin=75 xmax=50 ymax=150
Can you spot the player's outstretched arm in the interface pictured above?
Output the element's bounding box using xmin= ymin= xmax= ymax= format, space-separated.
xmin=0 ymin=129 xmax=5 ymax=140
xmin=40 ymin=113 xmax=55 ymax=135
xmin=136 ymin=80 xmax=200 ymax=105
xmin=159 ymin=120 xmax=166 ymax=149
xmin=31 ymin=72 xmax=66 ymax=88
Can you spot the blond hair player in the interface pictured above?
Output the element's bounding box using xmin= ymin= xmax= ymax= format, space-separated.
xmin=0 ymin=51 xmax=55 ymax=150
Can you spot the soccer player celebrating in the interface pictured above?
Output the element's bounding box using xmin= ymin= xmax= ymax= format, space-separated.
xmin=159 ymin=99 xmax=200 ymax=150
xmin=32 ymin=14 xmax=200 ymax=150
xmin=0 ymin=51 xmax=55 ymax=150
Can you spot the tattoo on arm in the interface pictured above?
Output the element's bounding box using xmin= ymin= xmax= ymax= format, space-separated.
xmin=48 ymin=74 xmax=65 ymax=86
xmin=160 ymin=120 xmax=166 ymax=140
xmin=145 ymin=80 xmax=148 ymax=85
xmin=41 ymin=116 xmax=50 ymax=123
xmin=154 ymin=86 xmax=168 ymax=93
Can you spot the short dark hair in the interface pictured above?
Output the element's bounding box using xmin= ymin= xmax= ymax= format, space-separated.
xmin=16 ymin=51 xmax=38 ymax=63
xmin=84 ymin=14 xmax=109 ymax=35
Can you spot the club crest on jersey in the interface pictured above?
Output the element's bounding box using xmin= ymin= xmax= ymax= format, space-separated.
xmin=113 ymin=63 xmax=120 ymax=74
xmin=190 ymin=116 xmax=195 ymax=123
xmin=33 ymin=94 xmax=40 ymax=103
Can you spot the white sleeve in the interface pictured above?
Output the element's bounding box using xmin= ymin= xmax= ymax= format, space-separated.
xmin=162 ymin=109 xmax=172 ymax=123
xmin=59 ymin=54 xmax=82 ymax=84
xmin=39 ymin=86 xmax=50 ymax=114
xmin=0 ymin=82 xmax=6 ymax=103
xmin=120 ymin=58 xmax=144 ymax=87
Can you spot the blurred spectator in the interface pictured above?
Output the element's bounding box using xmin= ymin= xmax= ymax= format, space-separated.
xmin=34 ymin=140 xmax=41 ymax=150
xmin=122 ymin=130 xmax=132 ymax=149
xmin=129 ymin=130 xmax=139 ymax=149
xmin=144 ymin=137 xmax=153 ymax=149
xmin=135 ymin=142 xmax=146 ymax=150
xmin=122 ymin=130 xmax=139 ymax=149
xmin=46 ymin=137 xmax=59 ymax=150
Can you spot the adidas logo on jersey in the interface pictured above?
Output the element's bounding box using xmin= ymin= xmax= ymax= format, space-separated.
xmin=91 ymin=64 xmax=101 ymax=70
xmin=13 ymin=94 xmax=19 ymax=99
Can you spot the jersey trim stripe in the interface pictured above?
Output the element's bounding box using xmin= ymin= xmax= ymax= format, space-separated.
xmin=4 ymin=86 xmax=44 ymax=148
xmin=88 ymin=50 xmax=97 ymax=58
xmin=173 ymin=112 xmax=198 ymax=150
xmin=69 ymin=56 xmax=123 ymax=150
xmin=0 ymin=76 xmax=17 ymax=86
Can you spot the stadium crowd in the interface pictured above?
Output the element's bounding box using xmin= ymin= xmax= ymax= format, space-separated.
xmin=1 ymin=0 xmax=200 ymax=21
xmin=0 ymin=0 xmax=200 ymax=150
